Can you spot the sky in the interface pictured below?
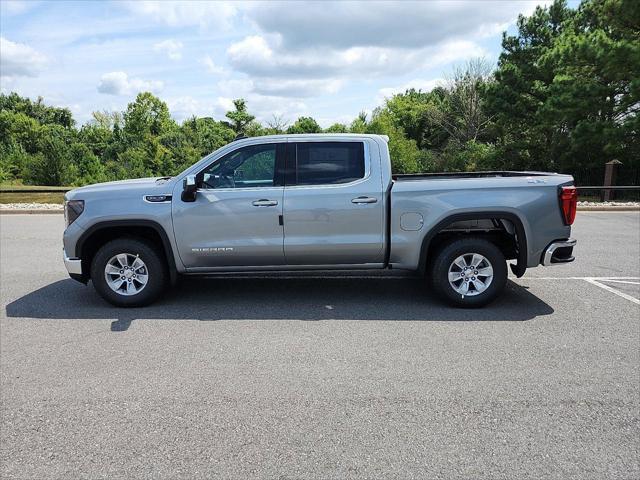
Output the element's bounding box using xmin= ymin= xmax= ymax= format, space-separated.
xmin=0 ymin=0 xmax=574 ymax=128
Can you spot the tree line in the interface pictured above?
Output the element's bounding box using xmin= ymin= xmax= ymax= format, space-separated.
xmin=0 ymin=0 xmax=637 ymax=187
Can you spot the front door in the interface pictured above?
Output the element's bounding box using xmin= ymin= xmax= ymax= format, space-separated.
xmin=283 ymin=141 xmax=385 ymax=265
xmin=172 ymin=142 xmax=285 ymax=269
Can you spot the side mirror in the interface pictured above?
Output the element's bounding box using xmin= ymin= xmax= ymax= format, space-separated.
xmin=181 ymin=175 xmax=197 ymax=202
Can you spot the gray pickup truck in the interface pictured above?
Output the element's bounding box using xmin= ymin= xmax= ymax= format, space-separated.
xmin=63 ymin=133 xmax=577 ymax=308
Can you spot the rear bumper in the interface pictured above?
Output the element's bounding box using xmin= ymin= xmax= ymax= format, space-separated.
xmin=541 ymin=238 xmax=576 ymax=266
xmin=63 ymin=248 xmax=83 ymax=275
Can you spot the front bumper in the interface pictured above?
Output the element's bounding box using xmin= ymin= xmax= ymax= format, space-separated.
xmin=541 ymin=238 xmax=576 ymax=266
xmin=63 ymin=248 xmax=83 ymax=275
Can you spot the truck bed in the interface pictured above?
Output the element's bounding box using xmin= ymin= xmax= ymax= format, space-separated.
xmin=387 ymin=170 xmax=574 ymax=271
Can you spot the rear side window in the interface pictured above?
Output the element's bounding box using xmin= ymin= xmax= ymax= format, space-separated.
xmin=295 ymin=142 xmax=365 ymax=185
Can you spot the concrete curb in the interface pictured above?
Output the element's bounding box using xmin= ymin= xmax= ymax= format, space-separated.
xmin=577 ymin=206 xmax=640 ymax=211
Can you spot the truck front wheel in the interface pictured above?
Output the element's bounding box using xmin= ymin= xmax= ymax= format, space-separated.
xmin=90 ymin=238 xmax=167 ymax=307
xmin=431 ymin=237 xmax=507 ymax=308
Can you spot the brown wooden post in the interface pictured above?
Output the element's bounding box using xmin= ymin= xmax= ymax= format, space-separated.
xmin=603 ymin=159 xmax=622 ymax=201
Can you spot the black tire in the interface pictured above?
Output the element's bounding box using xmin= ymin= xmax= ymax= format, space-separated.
xmin=430 ymin=237 xmax=507 ymax=308
xmin=90 ymin=237 xmax=167 ymax=307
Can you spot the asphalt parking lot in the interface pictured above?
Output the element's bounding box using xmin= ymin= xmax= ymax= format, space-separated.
xmin=1 ymin=212 xmax=638 ymax=479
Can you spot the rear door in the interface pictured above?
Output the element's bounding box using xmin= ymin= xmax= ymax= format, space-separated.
xmin=282 ymin=140 xmax=385 ymax=265
xmin=172 ymin=142 xmax=285 ymax=269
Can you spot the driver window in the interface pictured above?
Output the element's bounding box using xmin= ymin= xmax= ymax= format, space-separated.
xmin=200 ymin=144 xmax=276 ymax=189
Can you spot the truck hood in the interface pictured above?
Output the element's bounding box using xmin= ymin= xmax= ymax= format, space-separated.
xmin=65 ymin=177 xmax=175 ymax=200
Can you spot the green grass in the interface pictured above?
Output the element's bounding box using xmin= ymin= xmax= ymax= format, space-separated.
xmin=0 ymin=183 xmax=70 ymax=204
xmin=0 ymin=192 xmax=66 ymax=204
xmin=0 ymin=183 xmax=70 ymax=191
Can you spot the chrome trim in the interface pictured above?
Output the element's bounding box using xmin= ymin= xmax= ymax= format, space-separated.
xmin=63 ymin=249 xmax=83 ymax=275
xmin=197 ymin=139 xmax=372 ymax=192
xmin=143 ymin=194 xmax=172 ymax=203
xmin=184 ymin=263 xmax=385 ymax=273
xmin=176 ymin=135 xmax=384 ymax=187
xmin=542 ymin=238 xmax=576 ymax=266
xmin=197 ymin=186 xmax=284 ymax=194
xmin=352 ymin=196 xmax=378 ymax=204
xmin=251 ymin=199 xmax=279 ymax=207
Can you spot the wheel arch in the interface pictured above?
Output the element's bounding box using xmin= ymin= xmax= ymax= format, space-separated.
xmin=418 ymin=211 xmax=528 ymax=278
xmin=76 ymin=220 xmax=178 ymax=285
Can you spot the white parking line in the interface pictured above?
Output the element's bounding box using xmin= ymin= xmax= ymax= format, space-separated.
xmin=582 ymin=278 xmax=640 ymax=305
xmin=597 ymin=279 xmax=640 ymax=285
xmin=524 ymin=276 xmax=640 ymax=305
xmin=524 ymin=276 xmax=640 ymax=280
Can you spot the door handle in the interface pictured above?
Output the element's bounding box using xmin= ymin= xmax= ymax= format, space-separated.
xmin=351 ymin=196 xmax=378 ymax=204
xmin=252 ymin=199 xmax=278 ymax=207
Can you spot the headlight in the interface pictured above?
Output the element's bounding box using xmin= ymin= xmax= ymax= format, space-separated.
xmin=64 ymin=200 xmax=84 ymax=227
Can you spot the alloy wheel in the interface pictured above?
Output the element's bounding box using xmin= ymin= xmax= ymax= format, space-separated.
xmin=104 ymin=253 xmax=149 ymax=296
xmin=447 ymin=253 xmax=494 ymax=296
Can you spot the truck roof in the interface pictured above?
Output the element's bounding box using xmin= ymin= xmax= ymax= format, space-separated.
xmin=232 ymin=133 xmax=390 ymax=143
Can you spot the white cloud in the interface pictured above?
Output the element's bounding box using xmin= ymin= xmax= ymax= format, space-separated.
xmin=253 ymin=78 xmax=344 ymax=98
xmin=0 ymin=37 xmax=48 ymax=78
xmin=244 ymin=1 xmax=543 ymax=50
xmin=0 ymin=1 xmax=39 ymax=16
xmin=214 ymin=90 xmax=308 ymax=125
xmin=97 ymin=71 xmax=164 ymax=96
xmin=219 ymin=0 xmax=523 ymax=101
xmin=227 ymin=35 xmax=486 ymax=80
xmin=0 ymin=76 xmax=17 ymax=94
xmin=215 ymin=97 xmax=235 ymax=114
xmin=153 ymin=39 xmax=183 ymax=61
xmin=246 ymin=95 xmax=308 ymax=124
xmin=164 ymin=96 xmax=239 ymax=123
xmin=124 ymin=1 xmax=237 ymax=29
xmin=216 ymin=78 xmax=254 ymax=98
xmin=377 ymin=78 xmax=444 ymax=105
xmin=217 ymin=74 xmax=342 ymax=98
xmin=1 ymin=0 xmax=548 ymax=128
xmin=201 ymin=55 xmax=226 ymax=75
xmin=166 ymin=95 xmax=216 ymax=122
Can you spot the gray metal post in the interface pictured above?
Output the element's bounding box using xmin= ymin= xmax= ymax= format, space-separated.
xmin=603 ymin=160 xmax=622 ymax=201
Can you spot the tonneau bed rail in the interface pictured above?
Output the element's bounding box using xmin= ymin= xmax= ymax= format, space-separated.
xmin=392 ymin=171 xmax=557 ymax=181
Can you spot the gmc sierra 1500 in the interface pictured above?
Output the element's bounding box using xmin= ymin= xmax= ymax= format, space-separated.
xmin=63 ymin=134 xmax=577 ymax=307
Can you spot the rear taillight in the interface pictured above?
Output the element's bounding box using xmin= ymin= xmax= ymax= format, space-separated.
xmin=560 ymin=186 xmax=577 ymax=225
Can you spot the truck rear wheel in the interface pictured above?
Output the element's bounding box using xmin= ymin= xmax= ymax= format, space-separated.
xmin=431 ymin=237 xmax=507 ymax=308
xmin=90 ymin=238 xmax=166 ymax=307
